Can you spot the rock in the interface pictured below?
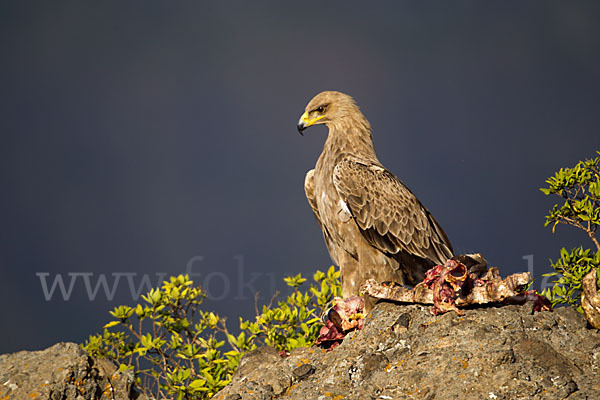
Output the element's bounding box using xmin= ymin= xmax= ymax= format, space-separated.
xmin=292 ymin=363 xmax=314 ymax=380
xmin=0 ymin=342 xmax=147 ymax=400
xmin=581 ymin=269 xmax=600 ymax=329
xmin=214 ymin=302 xmax=600 ymax=400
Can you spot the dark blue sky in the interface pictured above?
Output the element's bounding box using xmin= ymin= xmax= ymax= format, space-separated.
xmin=1 ymin=1 xmax=600 ymax=354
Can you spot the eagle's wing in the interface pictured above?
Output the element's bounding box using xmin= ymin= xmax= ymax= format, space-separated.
xmin=332 ymin=159 xmax=453 ymax=265
xmin=305 ymin=169 xmax=339 ymax=265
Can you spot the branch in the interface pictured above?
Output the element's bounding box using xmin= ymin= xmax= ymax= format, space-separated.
xmin=217 ymin=319 xmax=242 ymax=353
xmin=589 ymin=234 xmax=600 ymax=253
xmin=561 ymin=215 xmax=600 ymax=253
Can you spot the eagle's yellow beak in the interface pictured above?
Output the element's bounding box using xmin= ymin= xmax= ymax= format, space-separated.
xmin=297 ymin=112 xmax=324 ymax=135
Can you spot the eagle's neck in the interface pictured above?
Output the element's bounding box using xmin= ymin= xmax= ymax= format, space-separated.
xmin=318 ymin=116 xmax=379 ymax=171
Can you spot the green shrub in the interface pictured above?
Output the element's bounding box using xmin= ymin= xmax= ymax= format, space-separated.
xmin=241 ymin=266 xmax=340 ymax=352
xmin=82 ymin=266 xmax=341 ymax=399
xmin=541 ymin=151 xmax=600 ymax=312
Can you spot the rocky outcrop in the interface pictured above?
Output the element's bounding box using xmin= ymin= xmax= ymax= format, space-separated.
xmin=215 ymin=302 xmax=600 ymax=400
xmin=582 ymin=269 xmax=600 ymax=329
xmin=0 ymin=342 xmax=147 ymax=400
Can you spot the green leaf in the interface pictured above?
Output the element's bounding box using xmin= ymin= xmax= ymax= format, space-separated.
xmin=189 ymin=379 xmax=206 ymax=389
xmin=104 ymin=320 xmax=121 ymax=328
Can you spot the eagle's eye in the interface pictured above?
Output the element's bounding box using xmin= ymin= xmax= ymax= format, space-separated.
xmin=314 ymin=105 xmax=326 ymax=114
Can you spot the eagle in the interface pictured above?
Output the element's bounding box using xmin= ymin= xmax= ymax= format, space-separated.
xmin=298 ymin=91 xmax=454 ymax=300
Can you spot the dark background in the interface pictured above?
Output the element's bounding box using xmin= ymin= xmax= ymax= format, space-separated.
xmin=1 ymin=1 xmax=600 ymax=354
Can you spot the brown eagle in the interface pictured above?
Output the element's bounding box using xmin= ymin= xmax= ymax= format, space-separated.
xmin=298 ymin=91 xmax=453 ymax=299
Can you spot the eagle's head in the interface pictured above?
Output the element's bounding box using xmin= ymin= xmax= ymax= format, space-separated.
xmin=297 ymin=91 xmax=361 ymax=135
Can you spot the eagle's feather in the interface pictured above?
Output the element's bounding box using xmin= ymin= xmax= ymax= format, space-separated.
xmin=299 ymin=91 xmax=453 ymax=299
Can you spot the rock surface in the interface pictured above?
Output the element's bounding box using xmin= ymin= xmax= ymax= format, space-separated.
xmin=215 ymin=302 xmax=600 ymax=400
xmin=581 ymin=269 xmax=600 ymax=329
xmin=0 ymin=342 xmax=147 ymax=400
